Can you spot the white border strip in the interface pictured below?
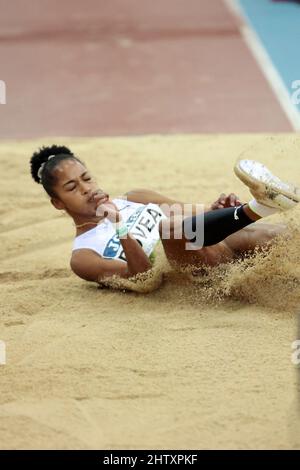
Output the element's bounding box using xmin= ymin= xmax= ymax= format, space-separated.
xmin=224 ymin=0 xmax=300 ymax=131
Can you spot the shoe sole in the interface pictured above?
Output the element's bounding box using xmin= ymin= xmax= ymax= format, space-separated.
xmin=234 ymin=159 xmax=300 ymax=204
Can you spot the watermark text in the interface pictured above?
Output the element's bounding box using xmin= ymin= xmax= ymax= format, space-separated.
xmin=291 ymin=80 xmax=300 ymax=105
xmin=0 ymin=340 xmax=6 ymax=365
xmin=0 ymin=80 xmax=6 ymax=104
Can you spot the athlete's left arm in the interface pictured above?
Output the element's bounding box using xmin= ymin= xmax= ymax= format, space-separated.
xmin=123 ymin=189 xmax=211 ymax=214
xmin=124 ymin=189 xmax=242 ymax=212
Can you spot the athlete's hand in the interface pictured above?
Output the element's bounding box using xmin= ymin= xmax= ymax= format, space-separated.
xmin=211 ymin=193 xmax=242 ymax=210
xmin=94 ymin=195 xmax=122 ymax=224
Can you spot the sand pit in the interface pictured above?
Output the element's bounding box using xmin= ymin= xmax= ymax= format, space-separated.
xmin=1 ymin=134 xmax=300 ymax=449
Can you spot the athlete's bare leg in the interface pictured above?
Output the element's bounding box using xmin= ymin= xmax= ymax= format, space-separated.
xmin=159 ymin=213 xmax=241 ymax=269
xmin=160 ymin=216 xmax=287 ymax=270
xmin=223 ymin=222 xmax=287 ymax=256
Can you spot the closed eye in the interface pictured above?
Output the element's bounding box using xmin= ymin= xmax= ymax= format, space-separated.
xmin=65 ymin=173 xmax=92 ymax=191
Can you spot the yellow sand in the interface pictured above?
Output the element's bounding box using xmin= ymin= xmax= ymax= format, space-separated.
xmin=1 ymin=134 xmax=300 ymax=449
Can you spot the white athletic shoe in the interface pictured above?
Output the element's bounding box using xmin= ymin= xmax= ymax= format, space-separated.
xmin=234 ymin=159 xmax=300 ymax=211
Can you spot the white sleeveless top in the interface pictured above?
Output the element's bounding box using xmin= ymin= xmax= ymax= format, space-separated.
xmin=72 ymin=198 xmax=166 ymax=263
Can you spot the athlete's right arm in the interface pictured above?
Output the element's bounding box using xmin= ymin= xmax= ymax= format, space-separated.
xmin=71 ymin=233 xmax=152 ymax=283
xmin=71 ymin=193 xmax=152 ymax=283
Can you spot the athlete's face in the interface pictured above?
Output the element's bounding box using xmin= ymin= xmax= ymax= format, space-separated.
xmin=51 ymin=159 xmax=109 ymax=216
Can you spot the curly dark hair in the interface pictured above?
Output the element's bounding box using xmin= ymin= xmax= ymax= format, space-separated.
xmin=30 ymin=145 xmax=84 ymax=197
